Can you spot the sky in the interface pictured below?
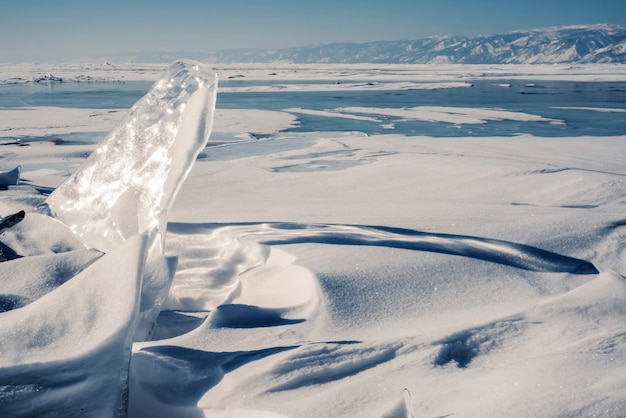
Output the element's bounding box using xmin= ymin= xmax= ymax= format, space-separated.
xmin=1 ymin=0 xmax=625 ymax=62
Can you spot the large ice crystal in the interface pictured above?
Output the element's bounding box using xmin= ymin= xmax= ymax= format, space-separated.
xmin=45 ymin=60 xmax=218 ymax=252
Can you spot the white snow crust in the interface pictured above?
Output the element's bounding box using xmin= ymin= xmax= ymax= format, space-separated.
xmin=1 ymin=62 xmax=625 ymax=417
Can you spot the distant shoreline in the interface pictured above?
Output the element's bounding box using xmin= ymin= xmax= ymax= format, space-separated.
xmin=2 ymin=62 xmax=626 ymax=85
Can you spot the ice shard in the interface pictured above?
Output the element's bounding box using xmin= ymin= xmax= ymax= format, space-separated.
xmin=0 ymin=166 xmax=20 ymax=186
xmin=45 ymin=60 xmax=218 ymax=252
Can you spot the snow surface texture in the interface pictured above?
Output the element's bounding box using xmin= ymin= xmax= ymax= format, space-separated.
xmin=1 ymin=63 xmax=626 ymax=417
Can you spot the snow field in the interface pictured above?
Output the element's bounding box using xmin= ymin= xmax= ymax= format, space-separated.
xmin=0 ymin=61 xmax=625 ymax=416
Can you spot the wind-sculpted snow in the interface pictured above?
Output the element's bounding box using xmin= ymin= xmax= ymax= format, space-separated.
xmin=45 ymin=60 xmax=218 ymax=252
xmin=135 ymin=220 xmax=622 ymax=417
xmin=0 ymin=248 xmax=103 ymax=309
xmin=0 ymin=235 xmax=148 ymax=417
xmin=162 ymin=223 xmax=320 ymax=314
xmin=129 ymin=344 xmax=298 ymax=416
xmin=168 ymin=222 xmax=598 ymax=274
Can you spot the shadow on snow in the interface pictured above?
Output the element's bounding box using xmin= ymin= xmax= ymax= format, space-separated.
xmin=168 ymin=221 xmax=598 ymax=275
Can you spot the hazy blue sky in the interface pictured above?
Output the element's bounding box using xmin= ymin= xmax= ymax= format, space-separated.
xmin=2 ymin=0 xmax=625 ymax=61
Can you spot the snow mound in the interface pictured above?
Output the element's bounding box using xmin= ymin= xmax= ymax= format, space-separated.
xmin=0 ymin=235 xmax=148 ymax=416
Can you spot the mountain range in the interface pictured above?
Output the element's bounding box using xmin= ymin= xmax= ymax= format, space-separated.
xmin=110 ymin=24 xmax=626 ymax=65
xmin=199 ymin=24 xmax=626 ymax=65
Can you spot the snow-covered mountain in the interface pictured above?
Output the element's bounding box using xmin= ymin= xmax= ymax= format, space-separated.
xmin=205 ymin=24 xmax=626 ymax=64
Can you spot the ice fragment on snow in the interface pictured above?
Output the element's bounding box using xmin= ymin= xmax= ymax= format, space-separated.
xmin=45 ymin=60 xmax=218 ymax=252
xmin=0 ymin=166 xmax=20 ymax=186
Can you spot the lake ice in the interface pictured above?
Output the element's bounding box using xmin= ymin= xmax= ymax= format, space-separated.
xmin=1 ymin=62 xmax=625 ymax=417
xmin=2 ymin=75 xmax=626 ymax=138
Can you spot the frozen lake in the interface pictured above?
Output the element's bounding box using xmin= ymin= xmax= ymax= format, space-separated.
xmin=2 ymin=62 xmax=626 ymax=417
xmin=2 ymin=79 xmax=626 ymax=137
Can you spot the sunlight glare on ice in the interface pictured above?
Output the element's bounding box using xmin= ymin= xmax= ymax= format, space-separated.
xmin=44 ymin=61 xmax=218 ymax=252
